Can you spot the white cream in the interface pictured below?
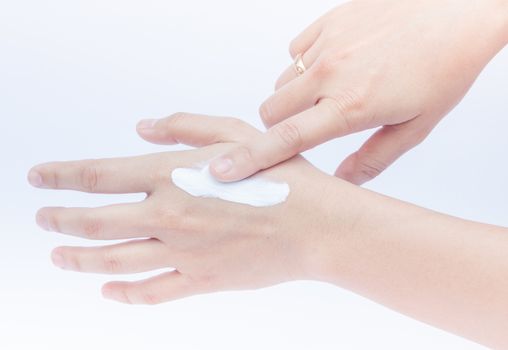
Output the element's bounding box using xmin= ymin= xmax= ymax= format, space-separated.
xmin=171 ymin=165 xmax=289 ymax=207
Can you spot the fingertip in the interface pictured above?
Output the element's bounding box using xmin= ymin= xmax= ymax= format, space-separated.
xmin=209 ymin=156 xmax=256 ymax=182
xmin=28 ymin=163 xmax=60 ymax=189
xmin=102 ymin=282 xmax=130 ymax=303
xmin=28 ymin=163 xmax=52 ymax=188
xmin=35 ymin=208 xmax=51 ymax=231
xmin=50 ymin=247 xmax=66 ymax=269
xmin=27 ymin=167 xmax=43 ymax=187
xmin=334 ymin=155 xmax=366 ymax=185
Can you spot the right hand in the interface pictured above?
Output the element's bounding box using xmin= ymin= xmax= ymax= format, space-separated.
xmin=204 ymin=0 xmax=508 ymax=185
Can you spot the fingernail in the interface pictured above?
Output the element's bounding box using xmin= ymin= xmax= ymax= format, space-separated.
xmin=36 ymin=213 xmax=50 ymax=231
xmin=137 ymin=119 xmax=158 ymax=130
xmin=212 ymin=158 xmax=233 ymax=174
xmin=51 ymin=250 xmax=66 ymax=269
xmin=27 ymin=169 xmax=43 ymax=187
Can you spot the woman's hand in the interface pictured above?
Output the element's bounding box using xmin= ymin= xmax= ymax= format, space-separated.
xmin=28 ymin=114 xmax=350 ymax=304
xmin=206 ymin=0 xmax=508 ymax=185
xmin=28 ymin=113 xmax=508 ymax=347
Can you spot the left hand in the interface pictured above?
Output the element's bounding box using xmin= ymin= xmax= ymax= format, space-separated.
xmin=28 ymin=114 xmax=345 ymax=304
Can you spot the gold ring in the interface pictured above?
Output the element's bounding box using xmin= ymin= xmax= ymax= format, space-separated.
xmin=294 ymin=53 xmax=306 ymax=76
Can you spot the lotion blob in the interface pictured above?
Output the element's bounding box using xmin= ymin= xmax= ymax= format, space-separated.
xmin=171 ymin=166 xmax=289 ymax=207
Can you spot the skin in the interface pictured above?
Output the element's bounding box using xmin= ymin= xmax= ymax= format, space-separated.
xmin=206 ymin=0 xmax=508 ymax=185
xmin=29 ymin=115 xmax=508 ymax=348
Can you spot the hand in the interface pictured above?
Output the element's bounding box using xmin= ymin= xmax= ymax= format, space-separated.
xmin=206 ymin=0 xmax=508 ymax=184
xmin=28 ymin=114 xmax=349 ymax=304
xmin=28 ymin=114 xmax=508 ymax=347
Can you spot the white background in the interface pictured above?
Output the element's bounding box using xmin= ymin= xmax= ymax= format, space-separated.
xmin=1 ymin=0 xmax=507 ymax=349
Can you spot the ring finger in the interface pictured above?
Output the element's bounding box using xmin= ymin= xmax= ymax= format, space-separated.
xmin=274 ymin=34 xmax=325 ymax=91
xmin=52 ymin=238 xmax=173 ymax=274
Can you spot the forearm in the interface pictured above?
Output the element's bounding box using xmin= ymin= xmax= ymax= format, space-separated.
xmin=315 ymin=177 xmax=508 ymax=349
xmin=456 ymin=0 xmax=508 ymax=64
xmin=490 ymin=0 xmax=508 ymax=47
xmin=501 ymin=1 xmax=508 ymax=45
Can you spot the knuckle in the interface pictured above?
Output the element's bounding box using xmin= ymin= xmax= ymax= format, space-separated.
xmin=66 ymin=251 xmax=83 ymax=272
xmin=47 ymin=213 xmax=61 ymax=233
xmin=167 ymin=112 xmax=189 ymax=128
xmin=138 ymin=288 xmax=162 ymax=305
xmin=101 ymin=249 xmax=123 ymax=274
xmin=151 ymin=206 xmax=185 ymax=233
xmin=163 ymin=113 xmax=189 ymax=141
xmin=336 ymin=89 xmax=364 ymax=113
xmin=195 ymin=273 xmax=218 ymax=291
xmin=182 ymin=272 xmax=216 ymax=294
xmin=221 ymin=117 xmax=252 ymax=139
xmin=313 ymin=54 xmax=336 ymax=77
xmin=80 ymin=162 xmax=99 ymax=193
xmin=356 ymin=153 xmax=388 ymax=180
xmin=49 ymin=169 xmax=60 ymax=189
xmin=324 ymin=90 xmax=365 ymax=135
xmin=226 ymin=118 xmax=255 ymax=142
xmin=222 ymin=116 xmax=244 ymax=127
xmin=119 ymin=288 xmax=133 ymax=304
xmin=312 ymin=50 xmax=349 ymax=78
xmin=232 ymin=145 xmax=256 ymax=165
xmin=269 ymin=121 xmax=303 ymax=152
xmin=82 ymin=215 xmax=103 ymax=239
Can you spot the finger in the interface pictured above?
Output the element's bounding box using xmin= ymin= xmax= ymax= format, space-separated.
xmin=36 ymin=202 xmax=153 ymax=240
xmin=102 ymin=270 xmax=202 ymax=305
xmin=51 ymin=238 xmax=172 ymax=274
xmin=275 ymin=36 xmax=324 ymax=91
xmin=288 ymin=13 xmax=327 ymax=59
xmin=260 ymin=73 xmax=318 ymax=128
xmin=137 ymin=113 xmax=259 ymax=146
xmin=335 ymin=122 xmax=431 ymax=185
xmin=210 ymin=97 xmax=369 ymax=182
xmin=28 ymin=156 xmax=156 ymax=194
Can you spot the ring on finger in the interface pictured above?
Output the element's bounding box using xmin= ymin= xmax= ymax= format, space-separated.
xmin=294 ymin=53 xmax=307 ymax=76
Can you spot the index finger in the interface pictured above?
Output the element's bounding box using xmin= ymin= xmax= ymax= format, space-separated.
xmin=210 ymin=98 xmax=367 ymax=182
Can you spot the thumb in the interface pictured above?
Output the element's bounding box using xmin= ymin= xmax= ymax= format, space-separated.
xmin=335 ymin=123 xmax=430 ymax=185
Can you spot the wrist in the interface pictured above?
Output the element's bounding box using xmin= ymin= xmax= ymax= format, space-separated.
xmin=452 ymin=0 xmax=508 ymax=63
xmin=300 ymin=175 xmax=386 ymax=283
xmin=304 ymin=176 xmax=422 ymax=286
